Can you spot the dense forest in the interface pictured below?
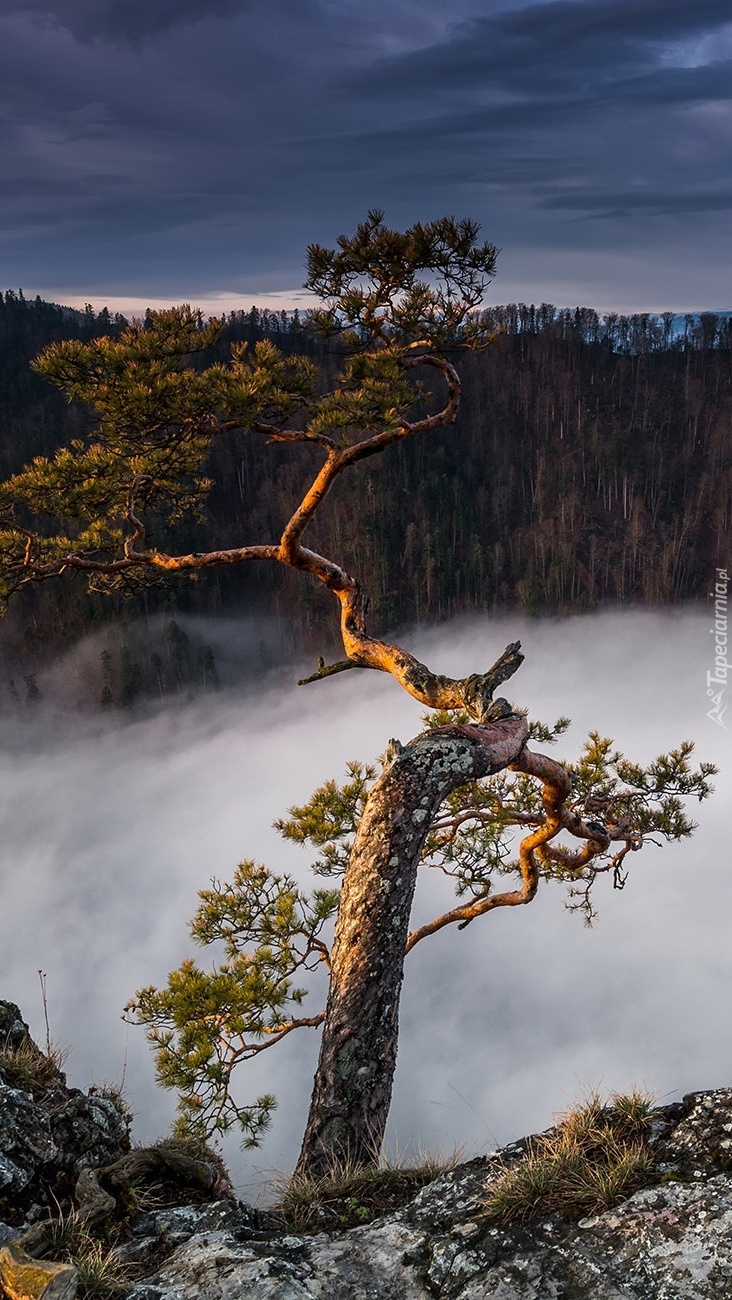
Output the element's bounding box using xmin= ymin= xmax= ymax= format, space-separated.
xmin=0 ymin=288 xmax=730 ymax=707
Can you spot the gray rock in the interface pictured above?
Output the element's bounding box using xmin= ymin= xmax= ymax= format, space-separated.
xmin=4 ymin=999 xmax=732 ymax=1298
xmin=125 ymin=1090 xmax=732 ymax=1300
xmin=0 ymin=1003 xmax=32 ymax=1052
xmin=0 ymin=1000 xmax=130 ymax=1223
xmin=0 ymin=1222 xmax=18 ymax=1248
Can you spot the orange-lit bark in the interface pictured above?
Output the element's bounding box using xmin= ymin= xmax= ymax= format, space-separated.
xmin=13 ymin=351 xmax=517 ymax=721
xmin=295 ymin=715 xmax=529 ymax=1177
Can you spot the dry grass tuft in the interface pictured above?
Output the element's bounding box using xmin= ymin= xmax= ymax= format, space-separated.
xmin=73 ymin=1238 xmax=131 ymax=1300
xmin=482 ymin=1089 xmax=655 ymax=1224
xmin=273 ymin=1147 xmax=460 ymax=1232
xmin=30 ymin=1209 xmax=130 ymax=1299
xmin=0 ymin=1034 xmax=67 ymax=1092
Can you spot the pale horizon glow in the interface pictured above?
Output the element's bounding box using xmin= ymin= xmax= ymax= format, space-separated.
xmin=27 ymin=285 xmax=730 ymax=321
xmin=45 ymin=288 xmax=322 ymax=319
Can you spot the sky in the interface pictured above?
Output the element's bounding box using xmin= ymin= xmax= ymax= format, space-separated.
xmin=1 ymin=0 xmax=731 ymax=316
xmin=1 ymin=608 xmax=729 ymax=1200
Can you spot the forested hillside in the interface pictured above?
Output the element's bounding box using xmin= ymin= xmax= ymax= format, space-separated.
xmin=1 ymin=290 xmax=730 ymax=705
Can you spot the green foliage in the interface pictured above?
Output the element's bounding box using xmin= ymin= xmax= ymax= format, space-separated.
xmin=482 ymin=1090 xmax=656 ymax=1223
xmin=305 ymin=210 xmax=499 ymax=349
xmin=527 ymin=716 xmax=572 ymax=745
xmin=129 ymin=720 xmax=712 ymax=1148
xmin=1 ymin=291 xmax=729 ymax=678
xmin=558 ymin=734 xmax=716 ymax=917
xmin=280 ymin=717 xmax=715 ymax=922
xmin=274 ymin=760 xmax=377 ymax=876
xmin=417 ymin=720 xmax=713 ymax=921
xmin=125 ymin=860 xmax=337 ymax=1145
xmin=304 ymin=351 xmax=417 ymax=443
xmin=0 ymin=214 xmax=499 ymax=612
xmin=0 ymin=307 xmax=316 ymax=603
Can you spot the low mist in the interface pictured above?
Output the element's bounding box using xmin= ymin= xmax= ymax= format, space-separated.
xmin=1 ymin=607 xmax=729 ymax=1200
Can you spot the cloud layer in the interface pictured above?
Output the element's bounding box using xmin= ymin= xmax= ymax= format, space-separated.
xmin=1 ymin=607 xmax=729 ymax=1197
xmin=1 ymin=0 xmax=730 ymax=310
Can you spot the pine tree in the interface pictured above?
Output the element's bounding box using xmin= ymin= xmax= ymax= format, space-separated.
xmin=0 ymin=214 xmax=715 ymax=1175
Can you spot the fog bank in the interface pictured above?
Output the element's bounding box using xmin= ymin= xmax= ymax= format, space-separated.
xmin=1 ymin=608 xmax=729 ymax=1199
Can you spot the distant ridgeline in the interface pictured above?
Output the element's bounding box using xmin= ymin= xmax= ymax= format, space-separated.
xmin=0 ymin=288 xmax=730 ymax=707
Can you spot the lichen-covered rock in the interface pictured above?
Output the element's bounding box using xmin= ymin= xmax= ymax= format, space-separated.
xmin=0 ymin=1239 xmax=77 ymax=1300
xmin=124 ymin=1089 xmax=732 ymax=1300
xmin=3 ymin=1004 xmax=731 ymax=1299
xmin=656 ymin=1088 xmax=732 ymax=1177
xmin=0 ymin=1006 xmax=29 ymax=1054
xmin=0 ymin=1000 xmax=130 ymax=1224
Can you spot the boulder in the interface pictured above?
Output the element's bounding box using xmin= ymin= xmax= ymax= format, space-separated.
xmin=0 ymin=1001 xmax=130 ymax=1227
xmin=124 ymin=1089 xmax=732 ymax=1300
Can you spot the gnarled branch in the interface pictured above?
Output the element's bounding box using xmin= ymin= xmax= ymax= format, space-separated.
xmin=1 ymin=217 xmax=503 ymax=714
xmin=405 ymin=742 xmax=613 ymax=950
xmin=3 ymin=339 xmax=511 ymax=718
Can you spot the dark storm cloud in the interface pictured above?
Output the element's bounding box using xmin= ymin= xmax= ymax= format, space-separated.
xmin=539 ymin=187 xmax=732 ymax=217
xmin=355 ymin=0 xmax=731 ymax=97
xmin=0 ymin=0 xmax=258 ymax=43
xmin=0 ymin=0 xmax=730 ymax=306
xmin=340 ymin=0 xmax=732 ymax=225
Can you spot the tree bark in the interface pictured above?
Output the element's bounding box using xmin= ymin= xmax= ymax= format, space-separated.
xmin=295 ymin=714 xmax=528 ymax=1177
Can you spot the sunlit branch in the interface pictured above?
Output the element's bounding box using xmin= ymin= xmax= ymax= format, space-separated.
xmin=4 ymin=307 xmax=509 ymax=718
xmin=290 ymin=928 xmax=332 ymax=971
xmin=405 ymin=740 xmax=630 ymax=951
xmin=255 ymin=424 xmax=337 ymax=449
xmin=241 ymin=1012 xmax=326 ymax=1052
xmin=430 ymin=807 xmax=541 ymax=836
xmin=209 ymin=416 xmax=337 ymax=451
xmin=60 ymin=542 xmax=282 ymax=577
xmin=337 ymin=354 xmax=461 ymax=466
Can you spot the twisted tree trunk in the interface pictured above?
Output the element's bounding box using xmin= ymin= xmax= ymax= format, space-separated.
xmin=295 ymin=714 xmax=528 ymax=1178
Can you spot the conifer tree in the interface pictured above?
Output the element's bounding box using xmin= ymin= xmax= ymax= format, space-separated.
xmin=0 ymin=214 xmax=715 ymax=1175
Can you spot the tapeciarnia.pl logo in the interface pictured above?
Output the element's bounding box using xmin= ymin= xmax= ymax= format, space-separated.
xmin=707 ymin=567 xmax=729 ymax=728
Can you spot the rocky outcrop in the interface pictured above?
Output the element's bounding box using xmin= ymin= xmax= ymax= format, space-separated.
xmin=125 ymin=1089 xmax=732 ymax=1300
xmin=3 ymin=996 xmax=732 ymax=1299
xmin=0 ymin=1001 xmax=130 ymax=1226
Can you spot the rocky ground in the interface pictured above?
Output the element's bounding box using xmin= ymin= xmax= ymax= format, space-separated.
xmin=120 ymin=1090 xmax=732 ymax=1300
xmin=2 ymin=998 xmax=732 ymax=1299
